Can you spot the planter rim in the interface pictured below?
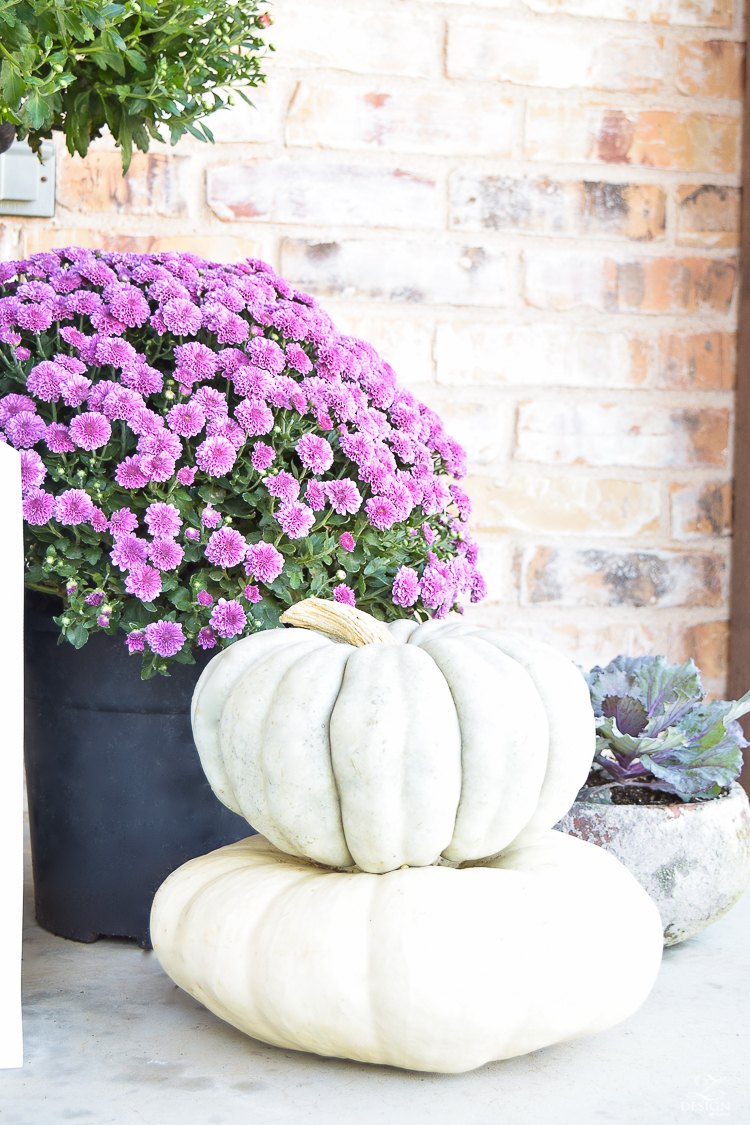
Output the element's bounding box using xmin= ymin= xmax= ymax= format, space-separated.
xmin=573 ymin=780 xmax=746 ymax=812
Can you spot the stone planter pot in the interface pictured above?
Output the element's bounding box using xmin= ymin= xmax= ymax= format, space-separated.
xmin=555 ymin=783 xmax=750 ymax=945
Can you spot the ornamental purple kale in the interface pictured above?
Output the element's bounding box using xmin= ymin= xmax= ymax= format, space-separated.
xmin=0 ymin=248 xmax=485 ymax=677
xmin=585 ymin=655 xmax=750 ymax=801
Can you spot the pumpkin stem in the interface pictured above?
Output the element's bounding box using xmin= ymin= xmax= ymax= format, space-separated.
xmin=279 ymin=597 xmax=396 ymax=647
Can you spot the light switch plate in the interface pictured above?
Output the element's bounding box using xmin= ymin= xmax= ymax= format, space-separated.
xmin=0 ymin=139 xmax=55 ymax=217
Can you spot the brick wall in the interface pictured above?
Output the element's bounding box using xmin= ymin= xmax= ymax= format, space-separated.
xmin=2 ymin=0 xmax=744 ymax=690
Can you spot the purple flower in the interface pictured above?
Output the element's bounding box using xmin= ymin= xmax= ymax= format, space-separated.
xmin=275 ymin=501 xmax=315 ymax=540
xmin=470 ymin=569 xmax=487 ymax=604
xmin=245 ymin=541 xmax=284 ymax=584
xmin=205 ymin=526 xmax=247 ymax=568
xmin=44 ymin=423 xmax=75 ymax=454
xmin=366 ymin=496 xmax=397 ymax=531
xmin=15 ymin=346 xmax=31 ymax=361
xmin=195 ymin=435 xmax=236 ymax=477
xmin=243 ymin=584 xmax=262 ymax=603
xmin=102 ymin=386 xmax=143 ymax=422
xmin=206 ymin=416 xmax=245 ymax=450
xmin=450 ymin=484 xmax=472 ymax=521
xmin=121 ymin=363 xmax=163 ymax=395
xmin=22 ymin=488 xmax=54 ymax=525
xmin=161 ymin=298 xmax=202 ymax=336
xmin=235 ymin=397 xmax=274 ymax=436
xmin=145 ymin=619 xmax=186 ymax=657
xmin=126 ymin=631 xmax=145 ymax=653
xmin=69 ymin=412 xmax=112 ymax=452
xmin=97 ymin=614 xmax=110 ymax=628
xmin=0 ymin=393 xmax=35 ymax=423
xmin=324 ymin=479 xmax=362 ymax=516
xmin=125 ymin=564 xmax=162 ymax=602
xmin=286 ymin=342 xmax=313 ymax=374
xmin=85 ymin=591 xmax=105 ymax=607
xmin=296 ymin=433 xmax=333 ymax=474
xmin=174 ymin=341 xmax=219 ymax=380
xmin=145 ymin=502 xmax=182 ymax=538
xmin=141 ymin=452 xmax=176 ymax=483
xmin=55 ymin=489 xmax=95 ymax=526
xmin=420 ymin=565 xmax=448 ymax=610
xmin=251 ymin=442 xmax=275 ymax=471
xmin=185 ymin=527 xmax=200 ymax=541
xmin=60 ymin=374 xmax=91 ymax=407
xmin=197 ymin=626 xmax=217 ymax=650
xmin=168 ymin=401 xmax=206 ymax=438
xmin=392 ymin=566 xmax=420 ymax=607
xmin=90 ymin=507 xmax=108 ymax=533
xmin=266 ymin=471 xmax=300 ymax=503
xmin=210 ymin=598 xmax=247 ymax=639
xmin=106 ymin=283 xmax=150 ymax=327
xmin=191 ymin=386 xmax=227 ymax=419
xmin=6 ymin=411 xmax=46 ymax=448
xmin=201 ymin=507 xmax=221 ymax=528
xmin=332 ymin=584 xmax=355 ymax=607
xmin=233 ymin=365 xmax=272 ymax=398
xmin=305 ymin=479 xmax=327 ymax=511
xmin=19 ymin=449 xmax=46 ymax=493
xmin=148 ymin=537 xmax=184 ymax=571
xmin=27 ymin=361 xmax=62 ymax=402
xmin=138 ymin=429 xmax=181 ymax=458
xmin=339 ymin=532 xmax=355 ymax=552
xmin=176 ymin=466 xmax=196 ymax=485
xmin=422 ymin=522 xmax=435 ymax=546
xmin=128 ymin=407 xmax=164 ymax=436
xmin=109 ymin=507 xmax=139 ymax=536
xmin=248 ymin=336 xmax=285 ymax=374
xmin=110 ymin=535 xmax=149 ymax=571
xmin=197 ymin=590 xmax=214 ymax=607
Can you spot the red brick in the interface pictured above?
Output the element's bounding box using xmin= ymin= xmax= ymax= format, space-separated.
xmin=675 ymin=184 xmax=740 ymax=248
xmin=515 ymin=401 xmax=729 ymax=468
xmin=670 ymin=482 xmax=732 ymax=538
xmin=657 ymin=333 xmax=735 ymax=389
xmin=521 ymin=545 xmax=726 ymax=608
xmin=525 ymin=103 xmax=740 ymax=173
xmin=676 ymin=40 xmax=744 ymax=98
xmin=57 ymin=153 xmax=188 ymax=216
xmin=449 ymin=176 xmax=666 ymax=241
xmin=667 ymin=621 xmax=729 ymax=679
xmin=523 ymin=251 xmax=737 ymax=315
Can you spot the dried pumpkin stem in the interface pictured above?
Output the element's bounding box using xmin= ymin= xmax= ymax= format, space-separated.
xmin=279 ymin=597 xmax=396 ymax=647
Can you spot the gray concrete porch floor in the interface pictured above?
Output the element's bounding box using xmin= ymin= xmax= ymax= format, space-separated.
xmin=1 ymin=828 xmax=748 ymax=1125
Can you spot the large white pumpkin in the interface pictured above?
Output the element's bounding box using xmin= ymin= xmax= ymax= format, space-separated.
xmin=191 ymin=599 xmax=595 ymax=873
xmin=151 ymin=829 xmax=663 ymax=1074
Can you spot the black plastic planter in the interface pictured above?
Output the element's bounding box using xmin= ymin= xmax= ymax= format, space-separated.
xmin=24 ymin=600 xmax=250 ymax=947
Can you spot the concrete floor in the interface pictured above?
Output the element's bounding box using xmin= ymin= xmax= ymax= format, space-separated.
xmin=1 ymin=829 xmax=749 ymax=1125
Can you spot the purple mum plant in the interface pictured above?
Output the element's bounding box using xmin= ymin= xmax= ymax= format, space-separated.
xmin=0 ymin=248 xmax=486 ymax=677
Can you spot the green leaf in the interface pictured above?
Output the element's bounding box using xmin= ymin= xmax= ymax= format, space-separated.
xmin=1 ymin=59 xmax=25 ymax=107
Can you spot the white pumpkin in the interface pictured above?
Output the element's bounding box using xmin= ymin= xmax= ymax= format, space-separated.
xmin=191 ymin=599 xmax=595 ymax=873
xmin=151 ymin=829 xmax=663 ymax=1074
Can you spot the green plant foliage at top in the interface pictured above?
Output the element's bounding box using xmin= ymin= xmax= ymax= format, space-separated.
xmin=0 ymin=0 xmax=271 ymax=171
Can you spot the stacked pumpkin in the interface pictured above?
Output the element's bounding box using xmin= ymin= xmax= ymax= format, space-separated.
xmin=151 ymin=599 xmax=663 ymax=1073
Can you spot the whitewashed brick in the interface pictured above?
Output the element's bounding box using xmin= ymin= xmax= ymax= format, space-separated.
xmin=269 ymin=0 xmax=439 ymax=78
xmin=520 ymin=545 xmax=726 ymax=608
xmin=447 ymin=18 xmax=665 ymax=92
xmin=206 ymin=161 xmax=440 ymax=229
xmin=417 ymin=395 xmax=512 ymax=465
xmin=522 ymin=0 xmax=732 ymax=29
xmin=208 ymin=84 xmax=285 ymax=145
xmin=330 ymin=313 xmax=435 ymax=385
xmin=435 ymin=323 xmax=649 ymax=389
xmin=459 ymin=617 xmax=660 ymax=672
xmin=281 ymin=239 xmax=508 ymax=306
xmin=467 ymin=475 xmax=661 ymax=536
xmin=286 ymin=82 xmax=515 ymax=158
xmin=515 ymin=401 xmax=729 ymax=468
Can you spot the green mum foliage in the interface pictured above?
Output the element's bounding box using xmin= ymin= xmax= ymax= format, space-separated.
xmin=0 ymin=0 xmax=271 ymax=171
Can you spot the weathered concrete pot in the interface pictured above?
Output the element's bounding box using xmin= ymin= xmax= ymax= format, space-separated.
xmin=554 ymin=783 xmax=750 ymax=946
